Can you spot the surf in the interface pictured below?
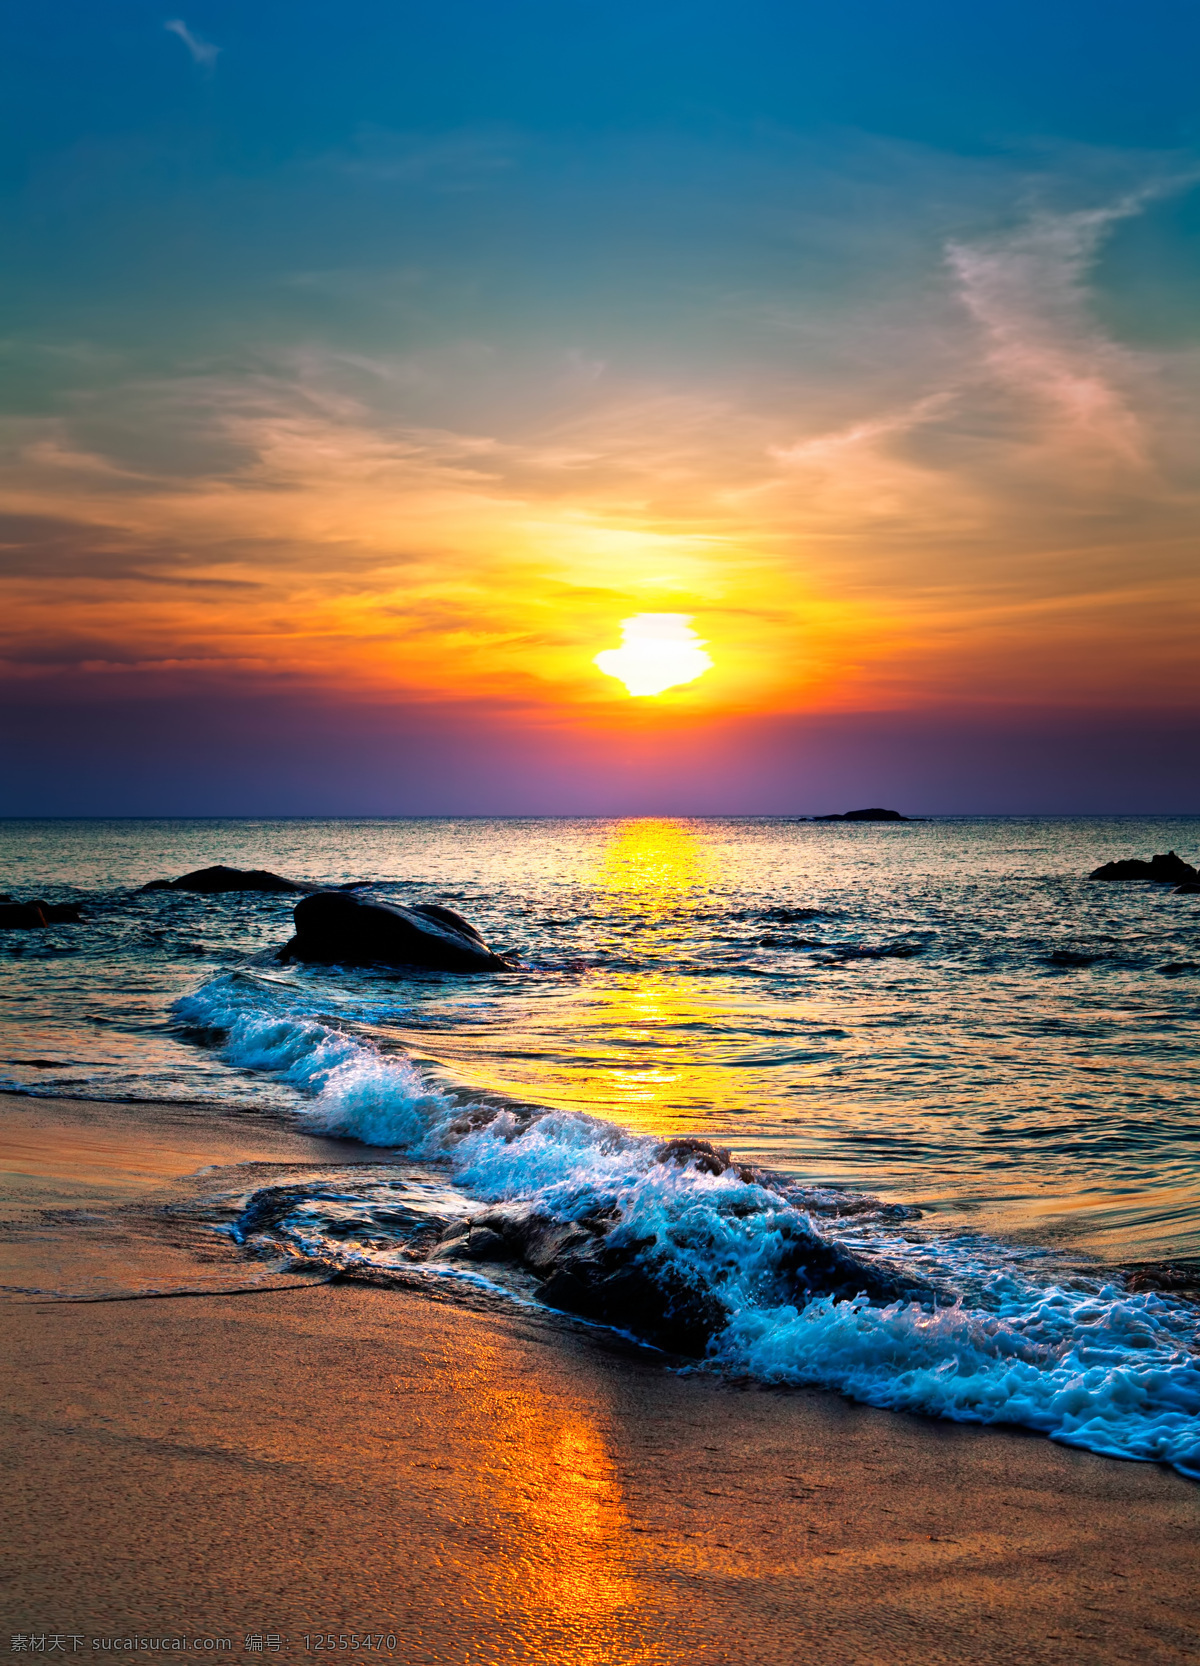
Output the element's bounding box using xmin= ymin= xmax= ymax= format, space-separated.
xmin=174 ymin=970 xmax=1200 ymax=1481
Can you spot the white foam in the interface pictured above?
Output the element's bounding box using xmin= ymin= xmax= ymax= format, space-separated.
xmin=714 ymin=1287 xmax=1200 ymax=1477
xmin=174 ymin=973 xmax=1200 ymax=1479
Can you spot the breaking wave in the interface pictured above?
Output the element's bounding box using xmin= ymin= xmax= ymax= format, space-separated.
xmin=173 ymin=971 xmax=1200 ymax=1480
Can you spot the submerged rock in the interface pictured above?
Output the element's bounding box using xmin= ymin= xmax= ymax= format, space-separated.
xmin=1045 ymin=948 xmax=1101 ymax=967
xmin=0 ymin=899 xmax=82 ymax=928
xmin=544 ymin=1226 xmax=944 ymax=1354
xmin=279 ymin=890 xmax=510 ymax=972
xmin=1123 ymin=1261 xmax=1200 ymax=1298
xmin=435 ymin=1190 xmax=944 ymax=1357
xmin=813 ymin=807 xmax=911 ymax=822
xmin=1089 ymin=851 xmax=1198 ymax=883
xmin=141 ymin=865 xmax=304 ymax=894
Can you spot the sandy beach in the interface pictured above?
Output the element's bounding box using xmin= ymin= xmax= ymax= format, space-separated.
xmin=2 ymin=1092 xmax=1198 ymax=1665
xmin=9 ymin=0 xmax=1200 ymax=1634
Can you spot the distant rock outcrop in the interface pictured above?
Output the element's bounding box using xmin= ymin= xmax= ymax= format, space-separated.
xmin=1089 ymin=852 xmax=1198 ymax=883
xmin=278 ymin=891 xmax=510 ymax=972
xmin=0 ymin=899 xmax=82 ymax=928
xmin=813 ymin=807 xmax=911 ymax=822
xmin=140 ymin=865 xmax=304 ymax=894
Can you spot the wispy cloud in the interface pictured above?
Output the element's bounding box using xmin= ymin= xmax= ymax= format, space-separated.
xmin=947 ymin=200 xmax=1152 ymax=467
xmin=164 ymin=18 xmax=220 ymax=70
xmin=2 ymin=151 xmax=1199 ymax=718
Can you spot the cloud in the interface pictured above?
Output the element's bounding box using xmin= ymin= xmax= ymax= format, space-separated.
xmin=944 ymin=175 xmax=1200 ymax=472
xmin=946 ymin=201 xmax=1150 ymax=466
xmin=164 ymin=18 xmax=220 ymax=70
xmin=2 ymin=145 xmax=1199 ymax=721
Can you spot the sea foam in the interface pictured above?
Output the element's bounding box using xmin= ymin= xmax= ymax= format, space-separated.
xmin=173 ymin=972 xmax=1200 ymax=1479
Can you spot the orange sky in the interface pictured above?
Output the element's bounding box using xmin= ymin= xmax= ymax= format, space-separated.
xmin=3 ymin=126 xmax=1199 ymax=800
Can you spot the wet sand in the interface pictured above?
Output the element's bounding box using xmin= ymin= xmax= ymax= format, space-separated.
xmin=2 ymin=1094 xmax=1198 ymax=1664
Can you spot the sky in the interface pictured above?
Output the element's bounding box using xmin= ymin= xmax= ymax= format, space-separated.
xmin=3 ymin=0 xmax=1199 ymax=814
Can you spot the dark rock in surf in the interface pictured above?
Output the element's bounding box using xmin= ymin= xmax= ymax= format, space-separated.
xmin=656 ymin=1136 xmax=762 ymax=1183
xmin=0 ymin=899 xmax=82 ymax=928
xmin=539 ymin=1222 xmax=944 ymax=1354
xmin=540 ymin=1247 xmax=728 ymax=1356
xmin=434 ymin=1202 xmax=722 ymax=1352
xmin=1123 ymin=1261 xmax=1200 ymax=1297
xmin=279 ymin=890 xmax=510 ymax=972
xmin=444 ymin=1225 xmax=512 ymax=1262
xmin=437 ymin=1208 xmax=598 ymax=1270
xmin=1174 ymin=883 xmax=1200 ymax=895
xmin=1089 ymin=851 xmax=1198 ymax=883
xmin=436 ymin=1191 xmax=946 ymax=1358
xmin=772 ymin=1226 xmax=941 ymax=1309
xmin=140 ymin=865 xmax=304 ymax=894
xmin=813 ymin=807 xmax=911 ymax=822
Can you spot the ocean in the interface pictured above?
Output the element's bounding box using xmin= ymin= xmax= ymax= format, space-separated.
xmin=2 ymin=814 xmax=1199 ymax=1476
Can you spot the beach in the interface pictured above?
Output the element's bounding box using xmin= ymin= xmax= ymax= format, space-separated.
xmin=3 ymin=817 xmax=1200 ymax=1662
xmin=9 ymin=0 xmax=1200 ymax=1640
xmin=3 ymin=1091 xmax=1199 ymax=1665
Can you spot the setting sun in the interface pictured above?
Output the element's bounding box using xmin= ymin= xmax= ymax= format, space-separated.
xmin=593 ymin=614 xmax=714 ymax=697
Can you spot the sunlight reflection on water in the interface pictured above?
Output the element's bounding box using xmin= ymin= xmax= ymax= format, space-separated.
xmin=1 ymin=813 xmax=1198 ymax=1257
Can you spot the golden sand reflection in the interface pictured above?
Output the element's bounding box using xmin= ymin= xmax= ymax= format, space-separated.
xmin=462 ymin=1363 xmax=665 ymax=1663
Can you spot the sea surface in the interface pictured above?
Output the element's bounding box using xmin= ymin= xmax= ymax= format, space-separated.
xmin=2 ymin=815 xmax=1199 ymax=1476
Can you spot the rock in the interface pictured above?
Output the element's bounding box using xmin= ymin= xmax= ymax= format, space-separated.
xmin=40 ymin=901 xmax=82 ymax=923
xmin=771 ymin=1225 xmax=942 ymax=1308
xmin=1089 ymin=851 xmax=1198 ymax=883
xmin=279 ymin=891 xmax=510 ymax=972
xmin=430 ymin=1202 xmax=723 ymax=1354
xmin=540 ymin=1246 xmax=728 ymax=1356
xmin=439 ymin=1225 xmax=514 ymax=1263
xmin=434 ymin=1190 xmax=944 ymax=1358
xmin=406 ymin=901 xmax=489 ymax=945
xmin=655 ymin=1136 xmax=761 ymax=1183
xmin=1123 ymin=1261 xmax=1200 ymax=1296
xmin=0 ymin=902 xmax=48 ymax=928
xmin=537 ymin=1225 xmax=943 ymax=1354
xmin=813 ymin=807 xmax=910 ymax=821
xmin=657 ymin=1136 xmax=733 ymax=1176
xmin=1174 ymin=883 xmax=1200 ymax=895
xmin=141 ymin=865 xmax=304 ymax=894
xmin=0 ymin=899 xmax=82 ymax=928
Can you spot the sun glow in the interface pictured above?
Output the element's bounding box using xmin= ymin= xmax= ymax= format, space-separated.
xmin=593 ymin=613 xmax=713 ymax=697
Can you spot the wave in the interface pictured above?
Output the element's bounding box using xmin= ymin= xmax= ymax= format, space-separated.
xmin=173 ymin=972 xmax=1200 ymax=1480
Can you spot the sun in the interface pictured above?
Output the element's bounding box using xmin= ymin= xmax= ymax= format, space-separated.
xmin=593 ymin=614 xmax=713 ymax=697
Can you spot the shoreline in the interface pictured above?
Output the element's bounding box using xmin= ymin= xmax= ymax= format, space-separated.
xmin=2 ymin=1091 xmax=1200 ymax=1661
xmin=6 ymin=1274 xmax=1200 ymax=1664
